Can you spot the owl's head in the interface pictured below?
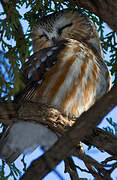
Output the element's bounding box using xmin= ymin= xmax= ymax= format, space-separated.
xmin=32 ymin=9 xmax=103 ymax=58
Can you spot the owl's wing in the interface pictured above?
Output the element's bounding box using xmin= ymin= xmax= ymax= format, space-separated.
xmin=0 ymin=40 xmax=67 ymax=163
xmin=14 ymin=39 xmax=67 ymax=104
xmin=0 ymin=39 xmax=111 ymax=163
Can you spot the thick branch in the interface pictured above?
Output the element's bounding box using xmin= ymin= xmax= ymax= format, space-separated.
xmin=0 ymin=86 xmax=117 ymax=157
xmin=18 ymin=85 xmax=117 ymax=179
xmin=69 ymin=0 xmax=117 ymax=31
xmin=84 ymin=128 xmax=117 ymax=157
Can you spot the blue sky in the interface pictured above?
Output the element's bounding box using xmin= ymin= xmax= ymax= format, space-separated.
xmin=0 ymin=2 xmax=117 ymax=180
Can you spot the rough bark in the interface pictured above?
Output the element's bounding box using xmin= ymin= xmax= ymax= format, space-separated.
xmin=19 ymin=85 xmax=117 ymax=180
xmin=0 ymin=85 xmax=117 ymax=179
xmin=69 ymin=0 xmax=117 ymax=31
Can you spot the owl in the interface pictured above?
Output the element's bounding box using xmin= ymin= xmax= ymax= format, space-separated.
xmin=0 ymin=9 xmax=111 ymax=163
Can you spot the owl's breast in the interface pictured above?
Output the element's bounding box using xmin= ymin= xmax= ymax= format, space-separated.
xmin=32 ymin=40 xmax=111 ymax=117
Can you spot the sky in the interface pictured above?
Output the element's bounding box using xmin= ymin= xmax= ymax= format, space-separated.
xmin=0 ymin=2 xmax=117 ymax=180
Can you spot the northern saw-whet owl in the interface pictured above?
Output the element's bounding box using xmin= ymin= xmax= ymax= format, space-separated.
xmin=0 ymin=9 xmax=111 ymax=163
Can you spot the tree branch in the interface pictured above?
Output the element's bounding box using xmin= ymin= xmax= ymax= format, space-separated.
xmin=68 ymin=0 xmax=117 ymax=31
xmin=14 ymin=85 xmax=116 ymax=179
xmin=0 ymin=84 xmax=117 ymax=179
xmin=0 ymin=85 xmax=117 ymax=155
xmin=0 ymin=84 xmax=116 ymax=180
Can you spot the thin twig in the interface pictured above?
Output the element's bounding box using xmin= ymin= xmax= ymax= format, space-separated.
xmin=64 ymin=157 xmax=80 ymax=180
